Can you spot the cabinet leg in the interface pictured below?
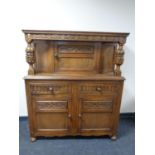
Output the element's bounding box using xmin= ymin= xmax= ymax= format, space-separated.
xmin=111 ymin=135 xmax=117 ymax=140
xmin=30 ymin=137 xmax=36 ymax=142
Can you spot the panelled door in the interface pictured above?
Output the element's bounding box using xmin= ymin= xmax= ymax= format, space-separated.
xmin=76 ymin=81 xmax=120 ymax=135
xmin=29 ymin=81 xmax=73 ymax=136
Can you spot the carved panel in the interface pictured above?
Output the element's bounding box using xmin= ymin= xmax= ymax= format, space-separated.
xmin=36 ymin=101 xmax=67 ymax=110
xmin=58 ymin=58 xmax=94 ymax=70
xmin=30 ymin=34 xmax=127 ymax=43
xmin=58 ymin=45 xmax=94 ymax=54
xmin=30 ymin=84 xmax=69 ymax=95
xmin=83 ymin=101 xmax=113 ymax=109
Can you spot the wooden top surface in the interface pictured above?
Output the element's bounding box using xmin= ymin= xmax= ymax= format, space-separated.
xmin=24 ymin=74 xmax=125 ymax=81
xmin=22 ymin=29 xmax=129 ymax=37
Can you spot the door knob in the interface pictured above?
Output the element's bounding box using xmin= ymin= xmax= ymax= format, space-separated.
xmin=78 ymin=114 xmax=82 ymax=118
xmin=68 ymin=114 xmax=71 ymax=119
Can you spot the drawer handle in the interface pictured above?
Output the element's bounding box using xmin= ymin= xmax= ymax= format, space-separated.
xmin=96 ymin=87 xmax=102 ymax=91
xmin=48 ymin=87 xmax=54 ymax=91
xmin=78 ymin=114 xmax=82 ymax=118
xmin=68 ymin=114 xmax=71 ymax=119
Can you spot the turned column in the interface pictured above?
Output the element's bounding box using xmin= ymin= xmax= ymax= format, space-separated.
xmin=114 ymin=43 xmax=125 ymax=76
xmin=25 ymin=34 xmax=35 ymax=75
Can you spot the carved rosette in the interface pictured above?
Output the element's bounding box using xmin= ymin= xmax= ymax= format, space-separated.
xmin=114 ymin=43 xmax=124 ymax=76
xmin=25 ymin=34 xmax=35 ymax=75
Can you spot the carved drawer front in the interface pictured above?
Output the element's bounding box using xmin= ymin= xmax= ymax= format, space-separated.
xmin=79 ymin=82 xmax=119 ymax=95
xmin=30 ymin=82 xmax=70 ymax=95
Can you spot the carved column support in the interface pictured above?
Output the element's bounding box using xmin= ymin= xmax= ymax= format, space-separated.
xmin=25 ymin=34 xmax=35 ymax=75
xmin=114 ymin=43 xmax=124 ymax=76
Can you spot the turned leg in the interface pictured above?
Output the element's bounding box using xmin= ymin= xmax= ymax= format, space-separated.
xmin=111 ymin=135 xmax=117 ymax=140
xmin=30 ymin=137 xmax=36 ymax=142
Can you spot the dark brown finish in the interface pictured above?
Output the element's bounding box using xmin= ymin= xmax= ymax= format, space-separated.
xmin=23 ymin=30 xmax=129 ymax=141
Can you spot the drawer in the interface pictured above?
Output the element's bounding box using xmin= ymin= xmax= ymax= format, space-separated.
xmin=29 ymin=81 xmax=70 ymax=95
xmin=79 ymin=82 xmax=119 ymax=95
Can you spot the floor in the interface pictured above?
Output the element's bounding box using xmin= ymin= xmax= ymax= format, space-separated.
xmin=19 ymin=116 xmax=135 ymax=155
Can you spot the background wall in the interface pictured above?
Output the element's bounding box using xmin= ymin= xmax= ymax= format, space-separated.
xmin=18 ymin=0 xmax=134 ymax=116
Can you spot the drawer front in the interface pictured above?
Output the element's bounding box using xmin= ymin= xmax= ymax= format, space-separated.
xmin=79 ymin=82 xmax=119 ymax=95
xmin=29 ymin=81 xmax=70 ymax=96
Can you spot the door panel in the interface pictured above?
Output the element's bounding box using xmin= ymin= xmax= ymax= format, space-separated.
xmin=77 ymin=95 xmax=116 ymax=133
xmin=81 ymin=113 xmax=112 ymax=130
xmin=36 ymin=113 xmax=68 ymax=129
xmin=32 ymin=96 xmax=72 ymax=135
xmin=54 ymin=41 xmax=101 ymax=73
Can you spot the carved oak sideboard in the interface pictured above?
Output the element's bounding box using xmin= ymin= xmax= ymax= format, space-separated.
xmin=23 ymin=30 xmax=129 ymax=142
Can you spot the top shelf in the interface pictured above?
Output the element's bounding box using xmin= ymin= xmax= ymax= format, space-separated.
xmin=22 ymin=29 xmax=129 ymax=37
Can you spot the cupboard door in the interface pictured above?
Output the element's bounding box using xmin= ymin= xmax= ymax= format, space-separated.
xmin=32 ymin=96 xmax=72 ymax=136
xmin=54 ymin=41 xmax=101 ymax=73
xmin=77 ymin=95 xmax=117 ymax=135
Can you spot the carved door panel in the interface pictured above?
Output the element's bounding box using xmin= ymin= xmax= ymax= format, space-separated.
xmin=54 ymin=41 xmax=101 ymax=73
xmin=77 ymin=95 xmax=117 ymax=135
xmin=32 ymin=96 xmax=72 ymax=136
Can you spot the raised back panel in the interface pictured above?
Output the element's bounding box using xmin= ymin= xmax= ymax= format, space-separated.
xmin=34 ymin=40 xmax=54 ymax=73
xmin=101 ymin=43 xmax=116 ymax=75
